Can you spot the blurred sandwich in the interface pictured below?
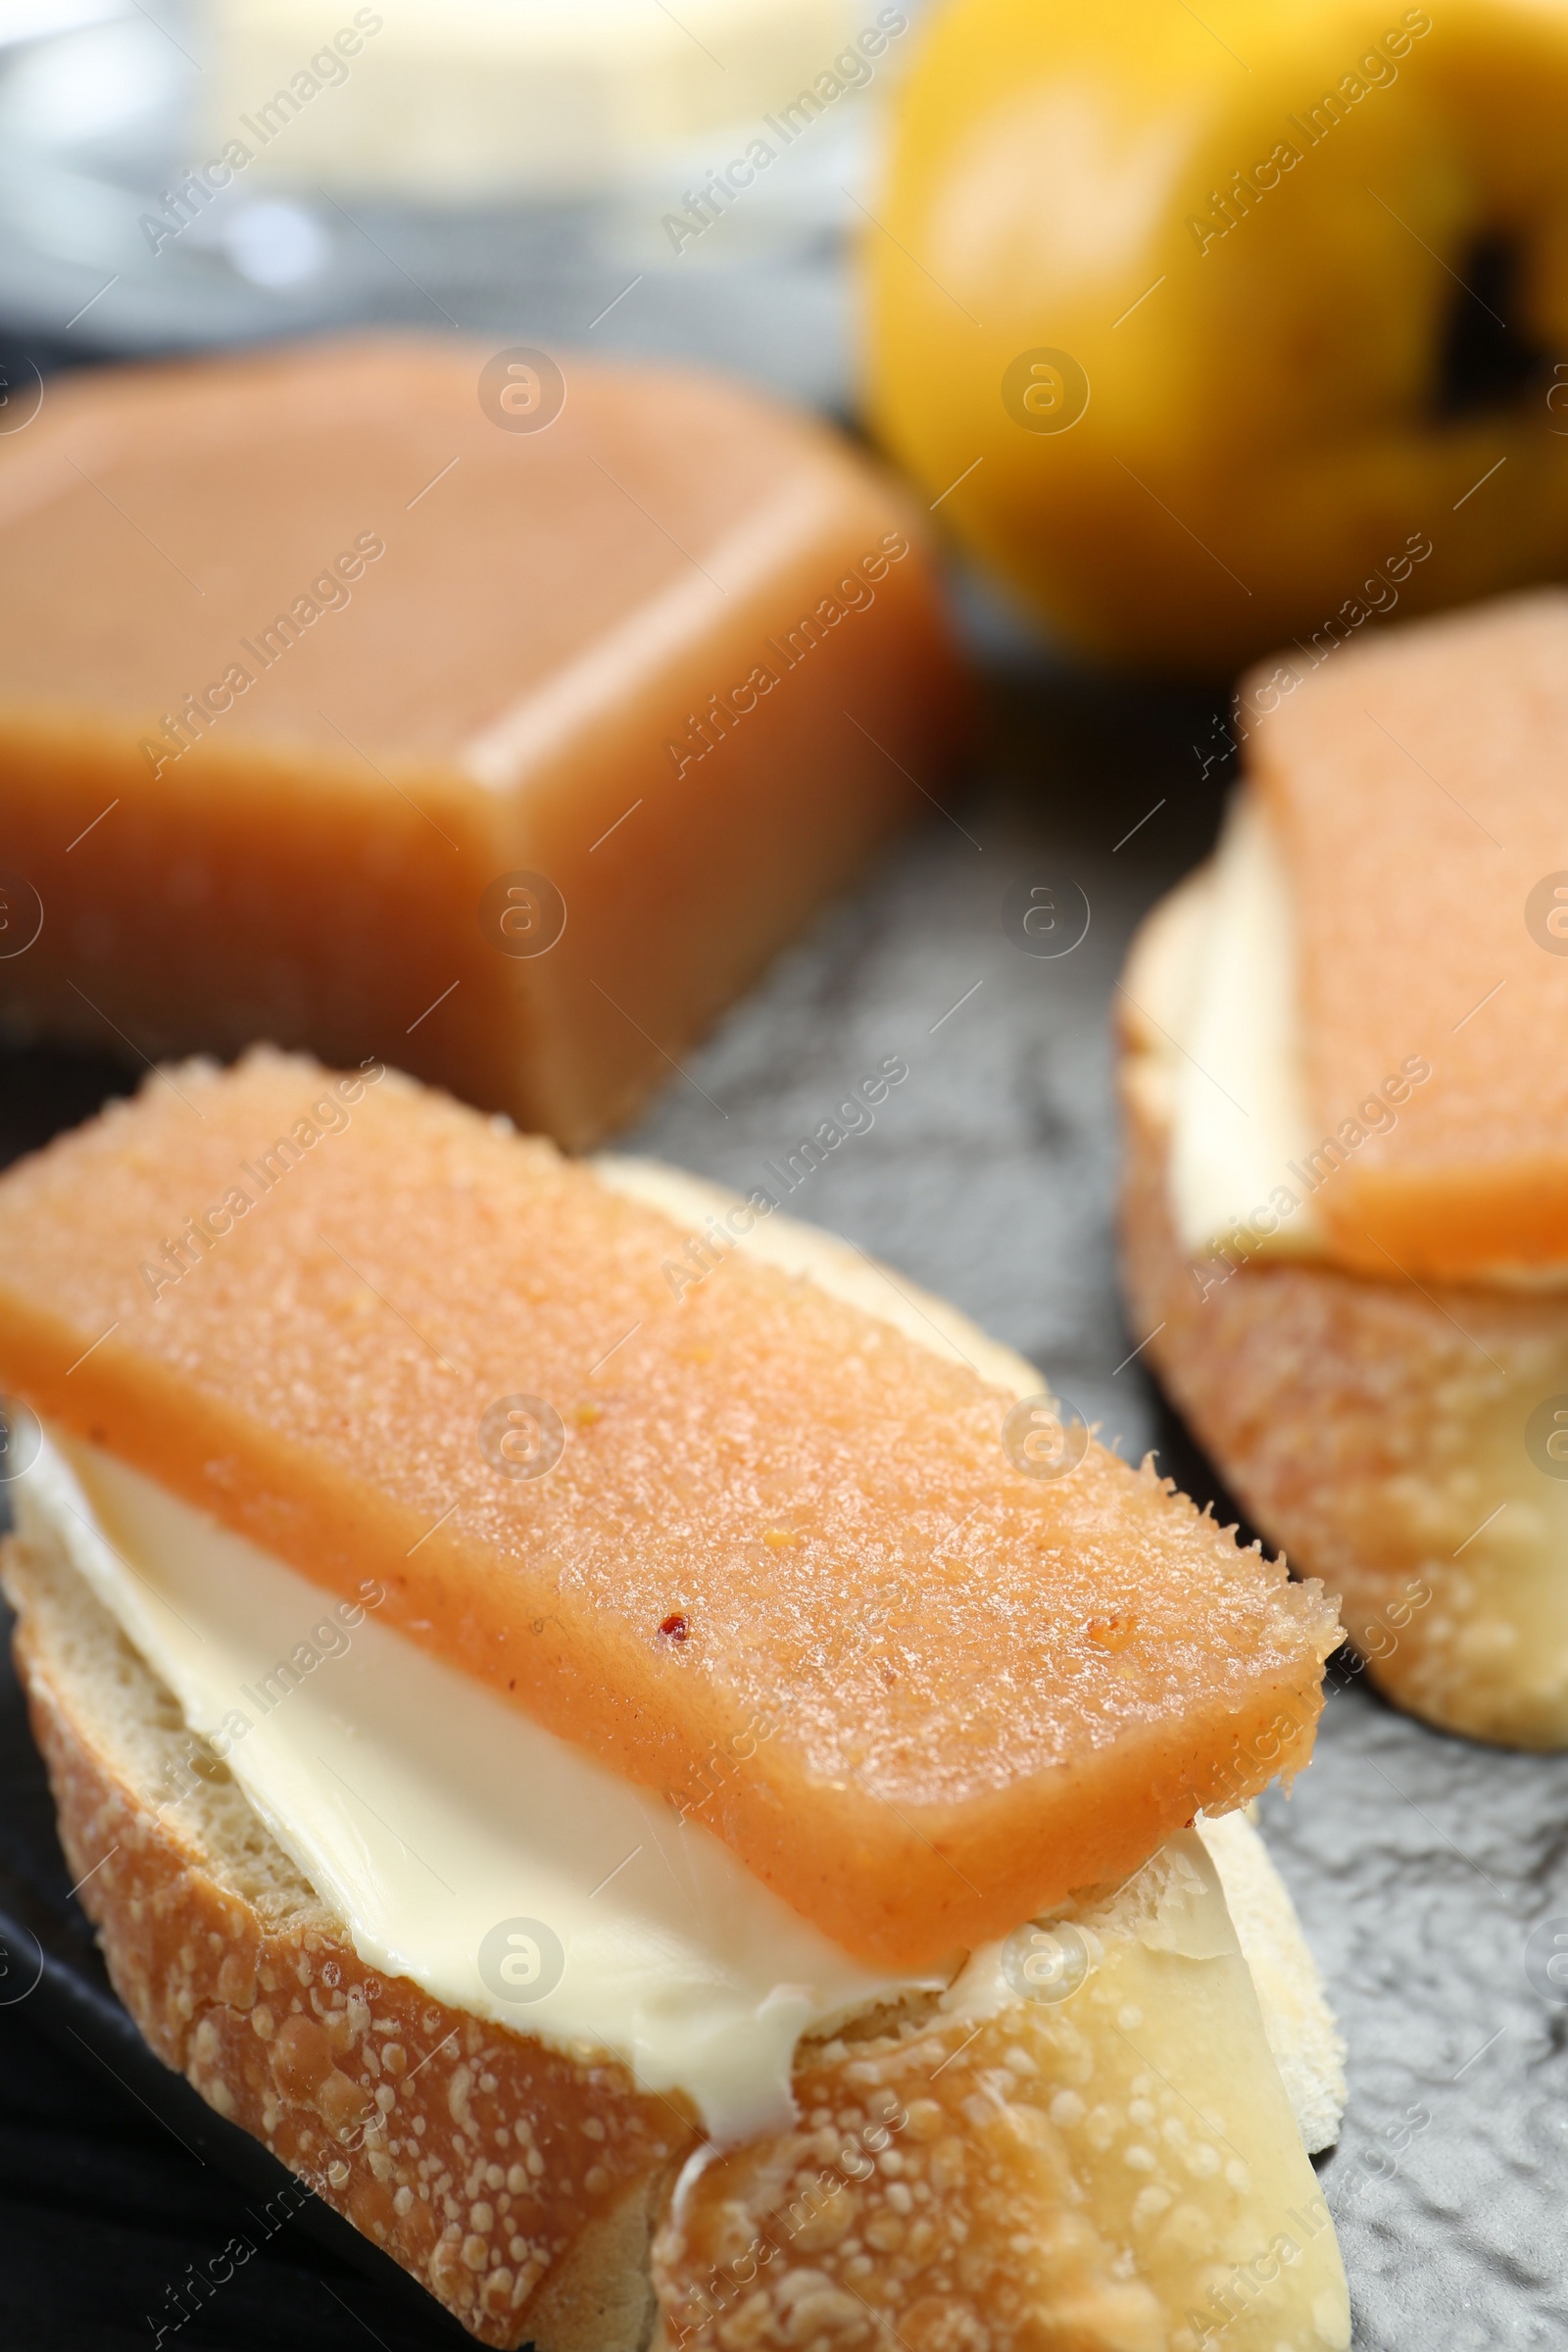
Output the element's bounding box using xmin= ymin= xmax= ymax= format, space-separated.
xmin=1120 ymin=589 xmax=1568 ymax=1747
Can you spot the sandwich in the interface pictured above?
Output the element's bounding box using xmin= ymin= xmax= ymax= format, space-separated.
xmin=0 ymin=1050 xmax=1349 ymax=2346
xmin=1119 ymin=588 xmax=1568 ymax=1747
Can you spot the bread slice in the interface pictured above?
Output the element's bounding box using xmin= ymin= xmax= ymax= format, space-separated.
xmin=1121 ymin=876 xmax=1568 ymax=1747
xmin=4 ymin=1526 xmax=1348 ymax=2352
xmin=3 ymin=1153 xmax=1348 ymax=2348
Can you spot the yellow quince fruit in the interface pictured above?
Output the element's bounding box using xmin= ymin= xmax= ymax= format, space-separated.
xmin=866 ymin=0 xmax=1568 ymax=675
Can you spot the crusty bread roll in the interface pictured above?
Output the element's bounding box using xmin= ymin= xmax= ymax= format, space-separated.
xmin=5 ymin=1525 xmax=1347 ymax=2352
xmin=1120 ymin=873 xmax=1568 ymax=1748
xmin=4 ymin=1154 xmax=1349 ymax=2351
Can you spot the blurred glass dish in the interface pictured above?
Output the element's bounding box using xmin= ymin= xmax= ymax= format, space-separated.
xmin=0 ymin=0 xmax=915 ymax=405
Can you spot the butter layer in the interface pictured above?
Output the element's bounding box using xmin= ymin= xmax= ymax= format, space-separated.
xmin=15 ymin=1434 xmax=1348 ymax=2181
xmin=17 ymin=1429 xmax=941 ymax=2147
xmin=1163 ymin=792 xmax=1326 ymax=1264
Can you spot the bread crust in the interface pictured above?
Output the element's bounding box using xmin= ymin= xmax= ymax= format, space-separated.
xmin=3 ymin=1530 xmax=697 ymax=2349
xmin=1118 ymin=906 xmax=1568 ymax=1748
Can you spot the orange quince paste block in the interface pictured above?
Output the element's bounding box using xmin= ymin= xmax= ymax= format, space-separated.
xmin=1242 ymin=590 xmax=1568 ymax=1279
xmin=0 ymin=335 xmax=965 ymax=1147
xmin=0 ymin=1052 xmax=1339 ymax=1968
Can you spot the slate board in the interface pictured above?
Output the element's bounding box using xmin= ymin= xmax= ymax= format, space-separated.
xmin=2 ymin=646 xmax=1565 ymax=2351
